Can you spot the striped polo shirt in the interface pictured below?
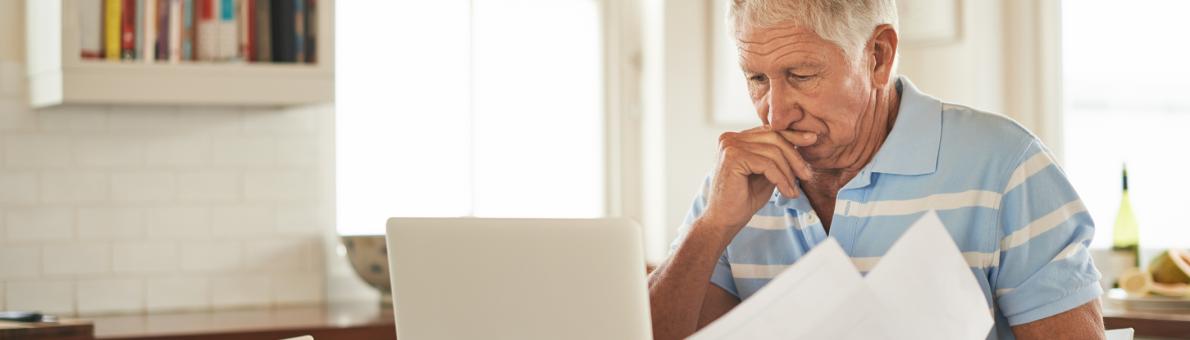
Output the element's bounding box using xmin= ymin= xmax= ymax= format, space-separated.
xmin=670 ymin=77 xmax=1102 ymax=340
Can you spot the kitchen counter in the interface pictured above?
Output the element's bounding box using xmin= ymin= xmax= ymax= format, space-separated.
xmin=1103 ymin=303 xmax=1190 ymax=339
xmin=90 ymin=303 xmax=395 ymax=340
xmin=71 ymin=300 xmax=1190 ymax=339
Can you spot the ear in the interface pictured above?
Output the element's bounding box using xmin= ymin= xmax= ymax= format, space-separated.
xmin=867 ymin=24 xmax=899 ymax=88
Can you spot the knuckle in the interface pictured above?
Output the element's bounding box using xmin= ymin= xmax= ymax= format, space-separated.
xmin=718 ymin=132 xmax=737 ymax=144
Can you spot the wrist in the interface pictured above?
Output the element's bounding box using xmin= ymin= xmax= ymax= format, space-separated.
xmin=690 ymin=216 xmax=743 ymax=248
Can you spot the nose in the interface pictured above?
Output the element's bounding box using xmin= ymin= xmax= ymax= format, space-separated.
xmin=765 ymin=81 xmax=803 ymax=130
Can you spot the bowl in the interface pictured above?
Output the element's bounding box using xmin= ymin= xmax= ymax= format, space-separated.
xmin=341 ymin=235 xmax=392 ymax=306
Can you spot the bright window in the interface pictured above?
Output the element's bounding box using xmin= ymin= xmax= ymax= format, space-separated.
xmin=1062 ymin=0 xmax=1190 ymax=249
xmin=336 ymin=1 xmax=604 ymax=235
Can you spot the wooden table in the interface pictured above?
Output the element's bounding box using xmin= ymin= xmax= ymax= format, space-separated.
xmin=1103 ymin=304 xmax=1190 ymax=339
xmin=0 ymin=319 xmax=93 ymax=340
xmin=89 ymin=303 xmax=395 ymax=340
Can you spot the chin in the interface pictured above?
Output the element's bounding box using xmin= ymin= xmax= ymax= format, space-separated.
xmin=797 ymin=144 xmax=831 ymax=163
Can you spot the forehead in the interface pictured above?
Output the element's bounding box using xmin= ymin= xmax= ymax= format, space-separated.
xmin=735 ymin=23 xmax=840 ymax=70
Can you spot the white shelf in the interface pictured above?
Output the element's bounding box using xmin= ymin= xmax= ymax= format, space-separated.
xmin=25 ymin=0 xmax=335 ymax=108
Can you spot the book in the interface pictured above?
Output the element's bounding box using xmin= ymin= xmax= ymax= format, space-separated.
xmin=141 ymin=0 xmax=156 ymax=62
xmin=134 ymin=0 xmax=143 ymax=59
xmin=121 ymin=0 xmax=135 ymax=59
xmin=183 ymin=0 xmax=195 ymax=60
xmin=197 ymin=0 xmax=217 ymax=60
xmin=104 ymin=0 xmax=121 ymax=60
xmin=304 ymin=0 xmax=315 ymax=63
xmin=82 ymin=0 xmax=318 ymax=63
xmin=156 ymin=0 xmax=169 ymax=60
xmin=217 ymin=0 xmax=238 ymax=60
xmin=255 ymin=0 xmax=272 ymax=62
xmin=243 ymin=0 xmax=256 ymax=61
xmin=79 ymin=0 xmax=104 ymax=59
xmin=169 ymin=0 xmax=182 ymax=63
xmin=270 ymin=0 xmax=292 ymax=62
xmin=293 ymin=0 xmax=304 ymax=62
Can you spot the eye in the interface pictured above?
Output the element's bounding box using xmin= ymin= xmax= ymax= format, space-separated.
xmin=748 ymin=74 xmax=768 ymax=84
xmin=788 ymin=72 xmax=815 ymax=81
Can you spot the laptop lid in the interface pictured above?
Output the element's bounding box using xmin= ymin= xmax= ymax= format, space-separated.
xmin=386 ymin=217 xmax=652 ymax=340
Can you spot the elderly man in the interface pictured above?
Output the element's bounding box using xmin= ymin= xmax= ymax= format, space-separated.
xmin=647 ymin=1 xmax=1105 ymax=339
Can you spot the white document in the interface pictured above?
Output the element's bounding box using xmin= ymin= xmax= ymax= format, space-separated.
xmin=689 ymin=211 xmax=993 ymax=340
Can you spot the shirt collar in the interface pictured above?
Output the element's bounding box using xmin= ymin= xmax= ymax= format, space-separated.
xmin=866 ymin=76 xmax=943 ymax=176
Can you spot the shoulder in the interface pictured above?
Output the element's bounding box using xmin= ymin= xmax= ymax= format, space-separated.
xmin=936 ymin=104 xmax=1046 ymax=182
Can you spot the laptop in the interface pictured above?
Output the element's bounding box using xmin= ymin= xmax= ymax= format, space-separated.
xmin=385 ymin=217 xmax=653 ymax=340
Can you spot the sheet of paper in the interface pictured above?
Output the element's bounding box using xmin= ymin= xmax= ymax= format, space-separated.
xmin=688 ymin=239 xmax=869 ymax=340
xmin=688 ymin=211 xmax=993 ymax=340
xmin=864 ymin=211 xmax=994 ymax=340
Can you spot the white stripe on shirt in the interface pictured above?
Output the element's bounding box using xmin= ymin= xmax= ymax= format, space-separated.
xmin=1005 ymin=152 xmax=1053 ymax=192
xmin=840 ymin=190 xmax=1002 ymax=217
xmin=746 ymin=214 xmax=791 ymax=230
xmin=731 ymin=263 xmax=790 ymax=279
xmin=1000 ymin=199 xmax=1088 ymax=249
xmin=1050 ymin=242 xmax=1086 ymax=263
xmin=848 ymin=251 xmax=999 ymax=272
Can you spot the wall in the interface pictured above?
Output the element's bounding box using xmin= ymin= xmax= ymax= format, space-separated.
xmin=898 ymin=0 xmax=1006 ymax=115
xmin=0 ymin=2 xmax=347 ymax=316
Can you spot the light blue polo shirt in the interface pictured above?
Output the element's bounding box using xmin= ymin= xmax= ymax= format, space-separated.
xmin=670 ymin=77 xmax=1102 ymax=339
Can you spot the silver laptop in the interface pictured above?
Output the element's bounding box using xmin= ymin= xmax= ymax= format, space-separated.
xmin=386 ymin=217 xmax=653 ymax=340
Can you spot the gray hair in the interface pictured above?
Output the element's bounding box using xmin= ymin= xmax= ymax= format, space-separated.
xmin=728 ymin=0 xmax=899 ymax=64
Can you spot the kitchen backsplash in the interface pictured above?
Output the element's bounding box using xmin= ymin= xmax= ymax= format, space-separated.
xmin=0 ymin=59 xmax=334 ymax=316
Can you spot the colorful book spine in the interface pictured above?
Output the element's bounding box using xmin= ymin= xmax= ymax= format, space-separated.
xmin=142 ymin=0 xmax=156 ymax=62
xmin=197 ymin=0 xmax=217 ymax=60
xmin=104 ymin=0 xmax=121 ymax=60
xmin=156 ymin=0 xmax=169 ymax=60
xmin=293 ymin=0 xmax=304 ymax=62
xmin=304 ymin=0 xmax=315 ymax=63
xmin=121 ymin=0 xmax=135 ymax=59
xmin=255 ymin=0 xmax=271 ymax=62
xmin=182 ymin=0 xmax=195 ymax=61
xmin=134 ymin=0 xmax=144 ymax=59
xmin=217 ymin=0 xmax=238 ymax=60
xmin=241 ymin=0 xmax=254 ymax=61
xmin=169 ymin=0 xmax=182 ymax=63
xmin=79 ymin=0 xmax=104 ymax=59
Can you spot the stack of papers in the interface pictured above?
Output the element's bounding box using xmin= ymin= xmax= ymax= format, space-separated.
xmin=689 ymin=211 xmax=994 ymax=340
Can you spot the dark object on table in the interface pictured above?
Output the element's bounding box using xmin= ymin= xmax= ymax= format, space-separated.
xmin=0 ymin=311 xmax=44 ymax=322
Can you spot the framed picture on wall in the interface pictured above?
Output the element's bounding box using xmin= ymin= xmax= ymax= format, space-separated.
xmin=897 ymin=0 xmax=963 ymax=45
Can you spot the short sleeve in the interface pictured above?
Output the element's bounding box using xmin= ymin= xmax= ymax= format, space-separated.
xmin=667 ymin=175 xmax=739 ymax=297
xmin=992 ymin=140 xmax=1103 ymax=325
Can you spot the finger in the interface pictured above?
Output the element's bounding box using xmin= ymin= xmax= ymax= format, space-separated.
xmin=739 ymin=152 xmax=798 ymax=198
xmin=774 ymin=129 xmax=819 ymax=147
xmin=736 ymin=141 xmax=796 ymax=192
xmin=741 ymin=126 xmax=766 ymax=133
xmin=735 ymin=132 xmax=814 ymax=181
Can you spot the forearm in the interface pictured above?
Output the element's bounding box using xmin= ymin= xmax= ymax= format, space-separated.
xmin=1011 ymin=300 xmax=1105 ymax=340
xmin=648 ymin=219 xmax=736 ymax=340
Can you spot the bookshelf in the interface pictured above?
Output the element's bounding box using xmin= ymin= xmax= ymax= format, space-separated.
xmin=25 ymin=0 xmax=334 ymax=108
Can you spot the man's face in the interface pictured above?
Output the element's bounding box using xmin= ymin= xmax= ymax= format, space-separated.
xmin=737 ymin=23 xmax=876 ymax=167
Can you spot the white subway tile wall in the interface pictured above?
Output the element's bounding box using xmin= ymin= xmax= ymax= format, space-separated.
xmin=145 ymin=276 xmax=210 ymax=312
xmin=0 ymin=60 xmax=330 ymax=316
xmin=76 ymin=278 xmax=144 ymax=315
xmin=5 ymin=280 xmax=74 ymax=314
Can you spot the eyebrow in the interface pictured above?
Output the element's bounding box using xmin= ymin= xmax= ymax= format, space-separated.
xmin=739 ymin=60 xmax=824 ymax=75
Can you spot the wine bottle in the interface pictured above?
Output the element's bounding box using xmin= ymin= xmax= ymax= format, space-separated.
xmin=1112 ymin=164 xmax=1140 ymax=268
